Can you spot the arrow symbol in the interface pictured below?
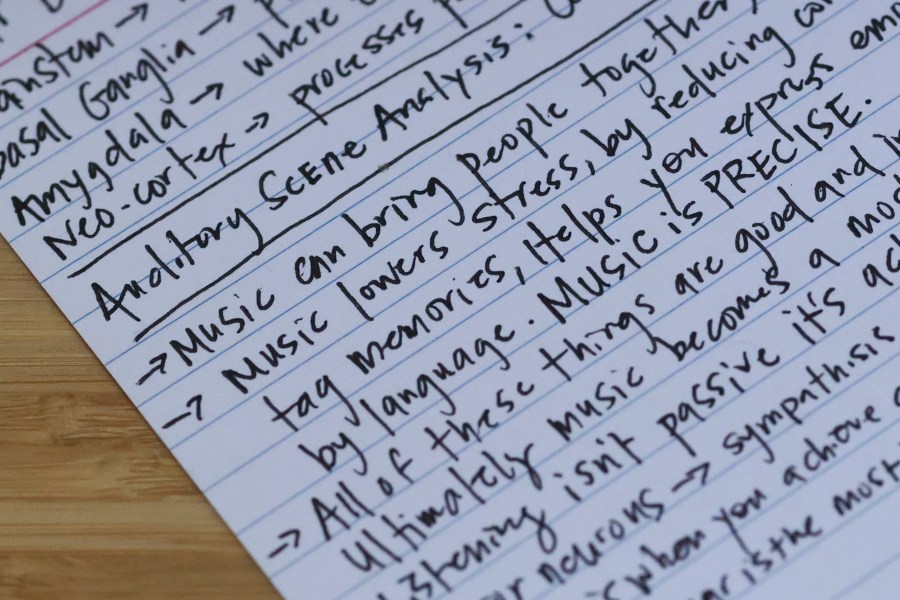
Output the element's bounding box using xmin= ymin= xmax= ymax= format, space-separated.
xmin=671 ymin=462 xmax=710 ymax=493
xmin=244 ymin=112 xmax=270 ymax=133
xmin=162 ymin=395 xmax=203 ymax=429
xmin=199 ymin=5 xmax=235 ymax=36
xmin=268 ymin=529 xmax=301 ymax=559
xmin=190 ymin=82 xmax=224 ymax=105
xmin=115 ymin=3 xmax=149 ymax=28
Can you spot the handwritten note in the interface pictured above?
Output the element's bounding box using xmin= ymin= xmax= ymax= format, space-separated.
xmin=1 ymin=0 xmax=899 ymax=597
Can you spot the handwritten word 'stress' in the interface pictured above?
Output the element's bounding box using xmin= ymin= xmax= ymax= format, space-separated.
xmin=1 ymin=0 xmax=899 ymax=598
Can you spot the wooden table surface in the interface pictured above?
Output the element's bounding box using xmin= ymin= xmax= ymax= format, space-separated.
xmin=0 ymin=238 xmax=277 ymax=599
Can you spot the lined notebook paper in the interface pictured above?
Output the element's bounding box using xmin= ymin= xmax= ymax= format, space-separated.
xmin=1 ymin=0 xmax=899 ymax=597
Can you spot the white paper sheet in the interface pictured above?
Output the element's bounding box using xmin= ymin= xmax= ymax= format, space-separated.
xmin=1 ymin=0 xmax=899 ymax=597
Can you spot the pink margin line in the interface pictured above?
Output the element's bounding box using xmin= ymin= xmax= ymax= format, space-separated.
xmin=0 ymin=0 xmax=114 ymax=69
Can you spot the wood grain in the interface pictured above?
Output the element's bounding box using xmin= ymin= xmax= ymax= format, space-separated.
xmin=0 ymin=237 xmax=277 ymax=599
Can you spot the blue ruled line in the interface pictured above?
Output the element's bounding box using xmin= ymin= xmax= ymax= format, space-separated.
xmin=8 ymin=0 xmax=377 ymax=244
xmin=523 ymin=356 xmax=900 ymax=600
xmin=63 ymin=0 xmax=591 ymax=333
xmin=189 ymin=1 xmax=874 ymax=504
xmin=0 ymin=0 xmax=211 ymax=134
xmin=320 ymin=223 xmax=900 ymax=594
xmin=135 ymin=0 xmax=763 ymax=424
xmin=826 ymin=546 xmax=900 ymax=600
xmin=255 ymin=145 xmax=900 ymax=579
xmin=58 ymin=0 xmax=493 ymax=314
xmin=731 ymin=458 xmax=900 ymax=599
xmin=108 ymin=0 xmax=672 ymax=397
xmin=256 ymin=89 xmax=900 ymax=579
